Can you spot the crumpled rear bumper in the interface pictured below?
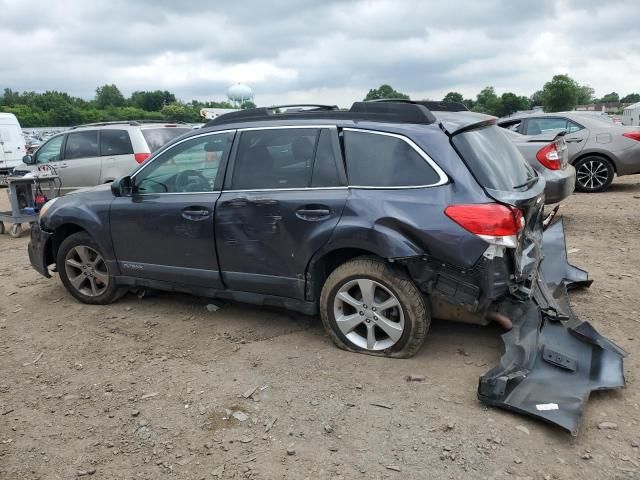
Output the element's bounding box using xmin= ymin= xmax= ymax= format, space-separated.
xmin=478 ymin=219 xmax=626 ymax=435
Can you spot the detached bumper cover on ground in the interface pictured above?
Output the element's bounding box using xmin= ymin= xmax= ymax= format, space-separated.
xmin=478 ymin=219 xmax=626 ymax=435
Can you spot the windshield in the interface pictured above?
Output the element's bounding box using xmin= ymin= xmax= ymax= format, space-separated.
xmin=452 ymin=125 xmax=536 ymax=191
xmin=141 ymin=127 xmax=191 ymax=152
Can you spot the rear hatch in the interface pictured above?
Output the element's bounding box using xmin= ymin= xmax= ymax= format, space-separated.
xmin=141 ymin=126 xmax=192 ymax=153
xmin=447 ymin=118 xmax=546 ymax=291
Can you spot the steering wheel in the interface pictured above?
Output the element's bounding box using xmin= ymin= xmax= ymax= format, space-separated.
xmin=175 ymin=170 xmax=210 ymax=192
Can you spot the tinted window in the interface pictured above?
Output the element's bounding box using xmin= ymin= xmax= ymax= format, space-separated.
xmin=452 ymin=125 xmax=535 ymax=191
xmin=35 ymin=136 xmax=63 ymax=164
xmin=525 ymin=118 xmax=567 ymax=135
xmin=311 ymin=129 xmax=341 ymax=187
xmin=100 ymin=129 xmax=133 ymax=156
xmin=566 ymin=120 xmax=584 ymax=132
xmin=135 ymin=132 xmax=233 ymax=193
xmin=344 ymin=130 xmax=440 ymax=187
xmin=64 ymin=131 xmax=99 ymax=160
xmin=232 ymin=128 xmax=320 ymax=190
xmin=141 ymin=127 xmax=191 ymax=152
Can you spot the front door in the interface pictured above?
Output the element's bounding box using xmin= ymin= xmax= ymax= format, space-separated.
xmin=110 ymin=131 xmax=234 ymax=288
xmin=216 ymin=127 xmax=348 ymax=299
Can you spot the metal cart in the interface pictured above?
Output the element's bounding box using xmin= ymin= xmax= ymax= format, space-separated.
xmin=0 ymin=175 xmax=59 ymax=238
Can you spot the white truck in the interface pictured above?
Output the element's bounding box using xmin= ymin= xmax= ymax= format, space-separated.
xmin=0 ymin=113 xmax=26 ymax=185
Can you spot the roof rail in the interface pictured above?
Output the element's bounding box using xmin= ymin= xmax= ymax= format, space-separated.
xmin=68 ymin=120 xmax=189 ymax=130
xmin=205 ymin=100 xmax=436 ymax=127
xmin=370 ymin=98 xmax=469 ymax=112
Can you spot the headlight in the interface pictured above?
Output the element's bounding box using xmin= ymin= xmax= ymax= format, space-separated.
xmin=38 ymin=197 xmax=59 ymax=220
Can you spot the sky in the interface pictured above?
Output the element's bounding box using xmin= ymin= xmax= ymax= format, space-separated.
xmin=1 ymin=0 xmax=639 ymax=107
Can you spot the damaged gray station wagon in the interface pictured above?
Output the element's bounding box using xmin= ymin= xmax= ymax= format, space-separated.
xmin=28 ymin=101 xmax=625 ymax=433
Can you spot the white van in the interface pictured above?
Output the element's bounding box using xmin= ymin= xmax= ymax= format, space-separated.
xmin=622 ymin=102 xmax=640 ymax=126
xmin=0 ymin=113 xmax=26 ymax=184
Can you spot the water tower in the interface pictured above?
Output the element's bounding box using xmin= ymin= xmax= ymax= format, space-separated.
xmin=227 ymin=84 xmax=254 ymax=107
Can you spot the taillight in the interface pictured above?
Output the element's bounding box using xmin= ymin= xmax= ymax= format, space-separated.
xmin=134 ymin=153 xmax=151 ymax=164
xmin=444 ymin=203 xmax=525 ymax=248
xmin=622 ymin=131 xmax=640 ymax=142
xmin=536 ymin=143 xmax=561 ymax=170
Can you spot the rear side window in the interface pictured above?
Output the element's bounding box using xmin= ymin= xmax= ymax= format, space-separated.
xmin=64 ymin=131 xmax=99 ymax=160
xmin=451 ymin=125 xmax=535 ymax=191
xmin=232 ymin=128 xmax=341 ymax=190
xmin=100 ymin=129 xmax=133 ymax=156
xmin=343 ymin=130 xmax=440 ymax=187
xmin=142 ymin=127 xmax=191 ymax=152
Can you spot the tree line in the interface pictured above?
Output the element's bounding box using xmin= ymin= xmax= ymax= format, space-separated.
xmin=365 ymin=75 xmax=640 ymax=117
xmin=2 ymin=75 xmax=640 ymax=127
xmin=0 ymin=84 xmax=256 ymax=127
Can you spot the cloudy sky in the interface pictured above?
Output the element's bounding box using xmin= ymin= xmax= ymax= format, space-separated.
xmin=2 ymin=0 xmax=639 ymax=106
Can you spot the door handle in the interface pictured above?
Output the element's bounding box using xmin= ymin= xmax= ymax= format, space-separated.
xmin=58 ymin=163 xmax=68 ymax=168
xmin=296 ymin=206 xmax=331 ymax=221
xmin=252 ymin=197 xmax=278 ymax=206
xmin=565 ymin=138 xmax=583 ymax=143
xmin=182 ymin=206 xmax=210 ymax=221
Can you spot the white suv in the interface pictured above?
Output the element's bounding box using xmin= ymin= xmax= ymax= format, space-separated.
xmin=19 ymin=121 xmax=191 ymax=192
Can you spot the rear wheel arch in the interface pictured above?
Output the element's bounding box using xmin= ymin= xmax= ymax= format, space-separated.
xmin=307 ymin=247 xmax=386 ymax=302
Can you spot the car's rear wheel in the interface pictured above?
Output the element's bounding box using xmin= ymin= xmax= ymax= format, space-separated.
xmin=320 ymin=256 xmax=429 ymax=358
xmin=57 ymin=232 xmax=122 ymax=305
xmin=574 ymin=156 xmax=614 ymax=192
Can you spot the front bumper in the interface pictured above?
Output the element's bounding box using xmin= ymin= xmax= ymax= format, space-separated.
xmin=542 ymin=165 xmax=576 ymax=204
xmin=478 ymin=219 xmax=625 ymax=434
xmin=28 ymin=222 xmax=53 ymax=278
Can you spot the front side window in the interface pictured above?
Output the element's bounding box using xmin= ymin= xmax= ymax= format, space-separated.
xmin=344 ymin=130 xmax=441 ymax=187
xmin=35 ymin=135 xmax=64 ymax=164
xmin=64 ymin=131 xmax=99 ymax=160
xmin=134 ymin=132 xmax=233 ymax=194
xmin=100 ymin=129 xmax=133 ymax=156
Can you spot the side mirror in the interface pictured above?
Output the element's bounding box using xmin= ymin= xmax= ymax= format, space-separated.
xmin=22 ymin=155 xmax=35 ymax=165
xmin=111 ymin=176 xmax=133 ymax=197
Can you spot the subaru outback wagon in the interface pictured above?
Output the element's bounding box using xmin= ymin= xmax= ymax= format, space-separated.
xmin=29 ymin=101 xmax=547 ymax=358
xmin=28 ymin=101 xmax=627 ymax=432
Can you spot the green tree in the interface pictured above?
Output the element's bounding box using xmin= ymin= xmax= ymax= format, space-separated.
xmin=599 ymin=92 xmax=620 ymax=103
xmin=462 ymin=98 xmax=475 ymax=110
xmin=472 ymin=86 xmax=502 ymax=116
xmin=95 ymin=84 xmax=126 ymax=108
xmin=541 ymin=74 xmax=579 ymax=112
xmin=131 ymin=90 xmax=176 ymax=111
xmin=500 ymin=92 xmax=530 ymax=117
xmin=364 ymin=84 xmax=410 ymax=101
xmin=576 ymin=85 xmax=595 ymax=105
xmin=621 ymin=93 xmax=640 ymax=103
xmin=530 ymin=90 xmax=544 ymax=107
xmin=240 ymin=100 xmax=257 ymax=109
xmin=161 ymin=102 xmax=198 ymax=122
xmin=443 ymin=91 xmax=464 ymax=103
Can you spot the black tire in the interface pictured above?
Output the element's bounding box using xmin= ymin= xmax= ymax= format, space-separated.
xmin=574 ymin=156 xmax=614 ymax=193
xmin=320 ymin=256 xmax=429 ymax=358
xmin=56 ymin=231 xmax=123 ymax=305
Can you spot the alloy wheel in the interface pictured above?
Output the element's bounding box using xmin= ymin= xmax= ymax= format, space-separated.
xmin=333 ymin=278 xmax=405 ymax=351
xmin=576 ymin=159 xmax=609 ymax=190
xmin=64 ymin=245 xmax=109 ymax=297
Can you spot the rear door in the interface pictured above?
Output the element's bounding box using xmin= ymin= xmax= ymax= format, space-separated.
xmin=523 ymin=117 xmax=587 ymax=160
xmin=59 ymin=130 xmax=101 ymax=190
xmin=215 ymin=126 xmax=348 ymax=299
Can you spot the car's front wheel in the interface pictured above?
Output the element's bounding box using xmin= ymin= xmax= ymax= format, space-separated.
xmin=320 ymin=256 xmax=429 ymax=358
xmin=574 ymin=156 xmax=614 ymax=192
xmin=57 ymin=231 xmax=122 ymax=305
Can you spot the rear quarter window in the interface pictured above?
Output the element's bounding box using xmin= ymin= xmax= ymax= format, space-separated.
xmin=344 ymin=130 xmax=441 ymax=187
xmin=141 ymin=127 xmax=191 ymax=152
xmin=451 ymin=125 xmax=535 ymax=191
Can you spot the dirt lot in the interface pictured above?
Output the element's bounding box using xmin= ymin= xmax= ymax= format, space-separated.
xmin=0 ymin=178 xmax=639 ymax=480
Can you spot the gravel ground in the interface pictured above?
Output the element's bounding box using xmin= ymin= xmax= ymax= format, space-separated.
xmin=0 ymin=178 xmax=639 ymax=480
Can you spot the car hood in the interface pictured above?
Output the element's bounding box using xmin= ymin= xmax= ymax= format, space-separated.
xmin=66 ymin=183 xmax=113 ymax=196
